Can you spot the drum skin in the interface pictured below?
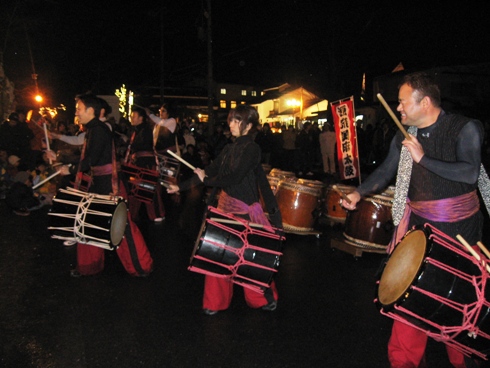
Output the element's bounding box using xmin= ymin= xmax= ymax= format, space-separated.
xmin=343 ymin=194 xmax=394 ymax=248
xmin=49 ymin=189 xmax=127 ymax=248
xmin=276 ymin=180 xmax=322 ymax=231
xmin=375 ymin=226 xmax=490 ymax=356
xmin=268 ymin=169 xmax=295 ymax=180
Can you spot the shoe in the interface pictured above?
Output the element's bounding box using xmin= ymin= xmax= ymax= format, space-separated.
xmin=261 ymin=300 xmax=277 ymax=311
xmin=70 ymin=269 xmax=82 ymax=278
xmin=63 ymin=240 xmax=77 ymax=246
xmin=306 ymin=171 xmax=314 ymax=176
xmin=203 ymin=309 xmax=218 ymax=316
xmin=153 ymin=217 xmax=165 ymax=223
xmin=14 ymin=209 xmax=30 ymax=216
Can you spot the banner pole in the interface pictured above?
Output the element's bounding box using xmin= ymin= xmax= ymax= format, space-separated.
xmin=351 ymin=96 xmax=362 ymax=185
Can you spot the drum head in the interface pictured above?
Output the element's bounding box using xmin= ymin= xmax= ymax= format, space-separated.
xmin=110 ymin=201 xmax=128 ymax=247
xmin=378 ymin=230 xmax=427 ymax=307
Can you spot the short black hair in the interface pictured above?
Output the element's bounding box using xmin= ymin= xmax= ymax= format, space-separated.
xmin=400 ymin=72 xmax=441 ymax=107
xmin=75 ymin=93 xmax=102 ymax=118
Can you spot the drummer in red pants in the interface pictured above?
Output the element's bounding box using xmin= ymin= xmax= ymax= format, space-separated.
xmin=56 ymin=94 xmax=153 ymax=277
xmin=342 ymin=72 xmax=485 ymax=367
xmin=168 ymin=105 xmax=283 ymax=315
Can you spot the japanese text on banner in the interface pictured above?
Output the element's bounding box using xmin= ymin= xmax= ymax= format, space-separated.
xmin=330 ymin=97 xmax=359 ymax=180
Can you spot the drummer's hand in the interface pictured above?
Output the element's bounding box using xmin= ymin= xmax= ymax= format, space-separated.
xmin=194 ymin=168 xmax=206 ymax=182
xmin=341 ymin=191 xmax=361 ymax=211
xmin=57 ymin=165 xmax=71 ymax=176
xmin=402 ymin=134 xmax=424 ymax=163
xmin=45 ymin=150 xmax=57 ymax=162
xmin=167 ymin=184 xmax=180 ymax=194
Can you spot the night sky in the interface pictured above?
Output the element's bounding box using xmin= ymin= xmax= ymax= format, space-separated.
xmin=1 ymin=0 xmax=489 ymax=109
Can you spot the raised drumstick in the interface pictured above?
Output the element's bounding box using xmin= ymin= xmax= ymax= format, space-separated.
xmin=43 ymin=123 xmax=52 ymax=164
xmin=377 ymin=93 xmax=411 ymax=141
xmin=332 ymin=185 xmax=351 ymax=204
xmin=166 ymin=149 xmax=196 ymax=171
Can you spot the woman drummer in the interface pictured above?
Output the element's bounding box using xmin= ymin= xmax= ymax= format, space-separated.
xmin=167 ymin=105 xmax=283 ymax=315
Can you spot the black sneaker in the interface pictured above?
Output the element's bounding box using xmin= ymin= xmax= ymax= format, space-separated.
xmin=70 ymin=269 xmax=82 ymax=278
xmin=203 ymin=309 xmax=218 ymax=316
xmin=261 ymin=300 xmax=277 ymax=311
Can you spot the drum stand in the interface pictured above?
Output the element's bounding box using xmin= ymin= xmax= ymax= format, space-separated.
xmin=330 ymin=236 xmax=387 ymax=258
xmin=284 ymin=228 xmax=322 ymax=238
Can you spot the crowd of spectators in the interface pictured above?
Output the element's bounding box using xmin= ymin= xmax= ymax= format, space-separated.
xmin=2 ymin=103 xmax=488 ymax=218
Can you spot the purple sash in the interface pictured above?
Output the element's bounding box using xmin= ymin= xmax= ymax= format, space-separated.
xmin=217 ymin=191 xmax=274 ymax=232
xmin=387 ymin=190 xmax=480 ymax=253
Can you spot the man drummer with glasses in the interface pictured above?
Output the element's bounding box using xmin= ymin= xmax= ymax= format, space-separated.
xmin=342 ymin=72 xmax=485 ymax=368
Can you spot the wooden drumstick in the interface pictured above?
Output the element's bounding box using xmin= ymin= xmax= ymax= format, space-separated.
xmin=332 ymin=185 xmax=351 ymax=204
xmin=159 ymin=180 xmax=170 ymax=189
xmin=43 ymin=123 xmax=52 ymax=164
xmin=477 ymin=241 xmax=490 ymax=260
xmin=456 ymin=234 xmax=490 ymax=274
xmin=210 ymin=217 xmax=265 ymax=229
xmin=32 ymin=164 xmax=72 ymax=190
xmin=166 ymin=149 xmax=196 ymax=171
xmin=376 ymin=93 xmax=411 ymax=141
xmin=166 ymin=149 xmax=207 ymax=177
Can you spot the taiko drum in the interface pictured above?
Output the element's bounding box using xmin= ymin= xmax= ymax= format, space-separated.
xmin=275 ymin=179 xmax=323 ymax=232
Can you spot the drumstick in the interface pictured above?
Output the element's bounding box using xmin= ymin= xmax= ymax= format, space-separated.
xmin=43 ymin=123 xmax=52 ymax=164
xmin=456 ymin=234 xmax=490 ymax=274
xmin=332 ymin=185 xmax=351 ymax=204
xmin=376 ymin=93 xmax=411 ymax=141
xmin=166 ymin=149 xmax=196 ymax=171
xmin=477 ymin=241 xmax=490 ymax=260
xmin=32 ymin=164 xmax=72 ymax=190
xmin=210 ymin=217 xmax=266 ymax=229
xmin=159 ymin=180 xmax=170 ymax=189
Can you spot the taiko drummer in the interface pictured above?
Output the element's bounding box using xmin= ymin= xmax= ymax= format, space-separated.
xmin=341 ymin=72 xmax=485 ymax=368
xmin=168 ymin=105 xmax=283 ymax=316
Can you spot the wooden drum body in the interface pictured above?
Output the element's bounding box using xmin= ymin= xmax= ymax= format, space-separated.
xmin=325 ymin=184 xmax=355 ymax=223
xmin=343 ymin=193 xmax=394 ymax=249
xmin=276 ymin=180 xmax=323 ymax=232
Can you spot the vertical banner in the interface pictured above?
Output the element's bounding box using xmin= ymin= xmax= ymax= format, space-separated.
xmin=330 ymin=96 xmax=359 ymax=180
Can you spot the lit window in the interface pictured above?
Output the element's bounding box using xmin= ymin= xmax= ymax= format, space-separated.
xmin=220 ymin=88 xmax=227 ymax=95
xmin=220 ymin=100 xmax=227 ymax=109
xmin=241 ymin=90 xmax=247 ymax=96
xmin=251 ymin=91 xmax=257 ymax=96
xmin=231 ymin=101 xmax=237 ymax=109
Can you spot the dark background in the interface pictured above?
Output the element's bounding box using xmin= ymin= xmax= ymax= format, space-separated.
xmin=1 ymin=0 xmax=489 ymax=108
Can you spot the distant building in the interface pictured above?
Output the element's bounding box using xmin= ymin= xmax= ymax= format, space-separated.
xmin=249 ymin=84 xmax=328 ymax=130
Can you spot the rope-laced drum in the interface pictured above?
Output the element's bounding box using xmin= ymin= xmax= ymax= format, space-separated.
xmin=48 ymin=187 xmax=127 ymax=250
xmin=375 ymin=224 xmax=490 ymax=360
